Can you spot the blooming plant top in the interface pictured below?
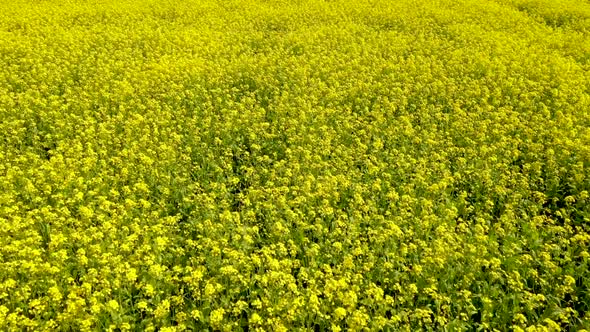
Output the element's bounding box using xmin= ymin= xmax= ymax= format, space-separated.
xmin=0 ymin=0 xmax=589 ymax=331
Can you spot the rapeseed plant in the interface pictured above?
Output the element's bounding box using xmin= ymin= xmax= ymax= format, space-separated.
xmin=1 ymin=0 xmax=590 ymax=330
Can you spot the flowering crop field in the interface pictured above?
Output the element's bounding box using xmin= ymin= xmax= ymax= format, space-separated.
xmin=1 ymin=0 xmax=590 ymax=331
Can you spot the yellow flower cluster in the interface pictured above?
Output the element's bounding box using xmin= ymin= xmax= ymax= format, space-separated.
xmin=1 ymin=0 xmax=589 ymax=330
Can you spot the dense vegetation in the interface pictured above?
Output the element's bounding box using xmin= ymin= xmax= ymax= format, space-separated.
xmin=1 ymin=0 xmax=589 ymax=330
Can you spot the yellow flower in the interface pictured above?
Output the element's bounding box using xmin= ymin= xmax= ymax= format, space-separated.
xmin=137 ymin=301 xmax=148 ymax=310
xmin=210 ymin=308 xmax=225 ymax=328
xmin=154 ymin=299 xmax=170 ymax=318
xmin=250 ymin=313 xmax=262 ymax=325
xmin=126 ymin=268 xmax=138 ymax=282
xmin=514 ymin=313 xmax=527 ymax=325
xmin=79 ymin=206 xmax=94 ymax=219
xmin=48 ymin=286 xmax=62 ymax=302
xmin=333 ymin=307 xmax=347 ymax=320
xmin=107 ymin=300 xmax=119 ymax=312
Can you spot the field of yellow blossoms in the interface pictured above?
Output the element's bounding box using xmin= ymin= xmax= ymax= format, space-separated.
xmin=1 ymin=0 xmax=590 ymax=331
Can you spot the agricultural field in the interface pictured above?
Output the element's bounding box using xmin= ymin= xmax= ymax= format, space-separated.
xmin=1 ymin=0 xmax=590 ymax=330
